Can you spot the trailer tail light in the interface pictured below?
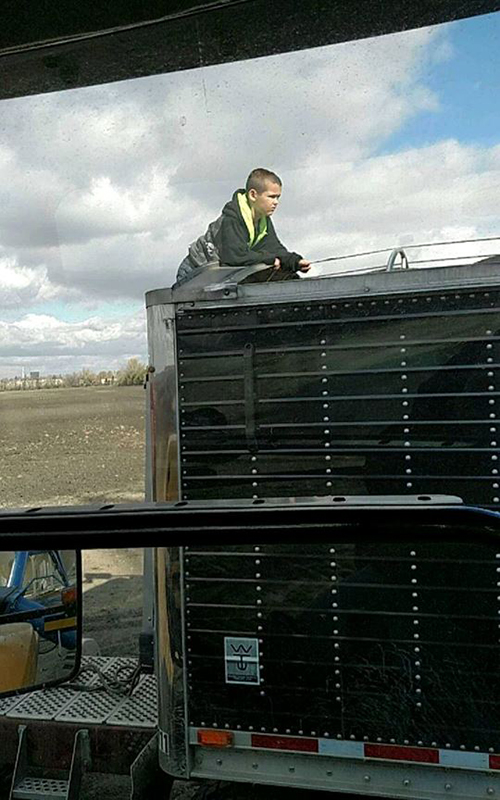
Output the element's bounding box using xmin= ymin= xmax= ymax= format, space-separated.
xmin=251 ymin=734 xmax=319 ymax=753
xmin=365 ymin=744 xmax=439 ymax=764
xmin=197 ymin=730 xmax=234 ymax=748
xmin=61 ymin=586 xmax=77 ymax=607
xmin=489 ymin=756 xmax=500 ymax=770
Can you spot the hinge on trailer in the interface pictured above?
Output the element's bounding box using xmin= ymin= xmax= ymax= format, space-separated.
xmin=203 ymin=281 xmax=238 ymax=300
xmin=243 ymin=343 xmax=258 ymax=454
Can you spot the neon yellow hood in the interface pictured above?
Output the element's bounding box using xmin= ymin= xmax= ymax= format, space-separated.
xmin=237 ymin=192 xmax=268 ymax=247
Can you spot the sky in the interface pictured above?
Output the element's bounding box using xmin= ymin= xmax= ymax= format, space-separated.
xmin=0 ymin=12 xmax=499 ymax=378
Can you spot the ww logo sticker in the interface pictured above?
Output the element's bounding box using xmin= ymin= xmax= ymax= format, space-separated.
xmin=224 ymin=637 xmax=260 ymax=685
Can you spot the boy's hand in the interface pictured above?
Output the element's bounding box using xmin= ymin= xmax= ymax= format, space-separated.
xmin=298 ymin=259 xmax=311 ymax=272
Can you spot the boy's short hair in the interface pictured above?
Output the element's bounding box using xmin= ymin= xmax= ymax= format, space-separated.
xmin=246 ymin=168 xmax=282 ymax=194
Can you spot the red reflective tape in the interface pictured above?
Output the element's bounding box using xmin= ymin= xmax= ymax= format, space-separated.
xmin=490 ymin=755 xmax=500 ymax=770
xmin=365 ymin=744 xmax=439 ymax=764
xmin=251 ymin=734 xmax=319 ymax=753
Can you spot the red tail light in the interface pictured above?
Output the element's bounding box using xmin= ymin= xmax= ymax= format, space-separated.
xmin=61 ymin=586 xmax=77 ymax=607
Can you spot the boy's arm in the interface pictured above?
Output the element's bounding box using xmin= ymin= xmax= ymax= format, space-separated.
xmin=264 ymin=218 xmax=304 ymax=271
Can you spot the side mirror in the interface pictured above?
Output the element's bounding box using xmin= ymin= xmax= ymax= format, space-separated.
xmin=0 ymin=549 xmax=81 ymax=696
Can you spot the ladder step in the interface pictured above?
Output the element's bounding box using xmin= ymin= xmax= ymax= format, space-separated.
xmin=12 ymin=776 xmax=69 ymax=800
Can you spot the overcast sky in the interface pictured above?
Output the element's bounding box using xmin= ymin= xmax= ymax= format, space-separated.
xmin=0 ymin=12 xmax=499 ymax=377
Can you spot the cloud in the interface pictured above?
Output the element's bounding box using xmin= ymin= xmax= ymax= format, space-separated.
xmin=1 ymin=19 xmax=499 ymax=376
xmin=0 ymin=310 xmax=147 ymax=376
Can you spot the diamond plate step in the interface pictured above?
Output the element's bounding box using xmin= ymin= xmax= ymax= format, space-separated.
xmin=12 ymin=776 xmax=68 ymax=799
xmin=107 ymin=674 xmax=158 ymax=727
xmin=9 ymin=726 xmax=90 ymax=800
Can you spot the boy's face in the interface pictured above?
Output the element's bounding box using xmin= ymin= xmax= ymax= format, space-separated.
xmin=249 ymin=181 xmax=282 ymax=218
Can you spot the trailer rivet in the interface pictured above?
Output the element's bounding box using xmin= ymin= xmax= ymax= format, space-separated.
xmin=445 ymin=784 xmax=452 ymax=791
xmin=487 ymin=789 xmax=495 ymax=795
xmin=364 ymin=775 xmax=371 ymax=782
xmin=403 ymin=779 xmax=411 ymax=787
xmin=252 ymin=764 xmax=259 ymax=770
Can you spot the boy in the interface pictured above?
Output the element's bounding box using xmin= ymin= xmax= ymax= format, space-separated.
xmin=176 ymin=168 xmax=311 ymax=285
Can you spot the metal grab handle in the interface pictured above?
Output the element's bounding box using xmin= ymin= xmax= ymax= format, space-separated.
xmin=386 ymin=248 xmax=409 ymax=271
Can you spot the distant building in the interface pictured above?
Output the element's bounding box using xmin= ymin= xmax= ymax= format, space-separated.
xmin=29 ymin=371 xmax=40 ymax=379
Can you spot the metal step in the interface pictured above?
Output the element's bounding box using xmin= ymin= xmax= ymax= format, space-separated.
xmin=12 ymin=777 xmax=69 ymax=799
xmin=9 ymin=726 xmax=90 ymax=800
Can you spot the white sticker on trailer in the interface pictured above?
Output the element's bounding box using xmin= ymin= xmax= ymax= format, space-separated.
xmin=224 ymin=637 xmax=260 ymax=685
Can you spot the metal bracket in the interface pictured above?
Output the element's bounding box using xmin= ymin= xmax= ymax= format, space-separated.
xmin=130 ymin=732 xmax=173 ymax=800
xmin=386 ymin=248 xmax=409 ymax=270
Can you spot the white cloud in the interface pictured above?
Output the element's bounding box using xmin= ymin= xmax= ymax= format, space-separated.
xmin=0 ymin=310 xmax=146 ymax=376
xmin=1 ymin=18 xmax=499 ymax=376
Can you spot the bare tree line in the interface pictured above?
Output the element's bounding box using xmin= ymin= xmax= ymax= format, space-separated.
xmin=0 ymin=358 xmax=147 ymax=391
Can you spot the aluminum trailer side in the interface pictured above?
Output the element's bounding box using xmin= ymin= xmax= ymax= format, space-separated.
xmin=145 ymin=259 xmax=500 ymax=798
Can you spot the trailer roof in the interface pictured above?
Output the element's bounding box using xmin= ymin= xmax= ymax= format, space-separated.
xmin=146 ymin=258 xmax=500 ymax=308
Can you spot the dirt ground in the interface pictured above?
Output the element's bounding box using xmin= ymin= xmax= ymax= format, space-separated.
xmin=0 ymin=387 xmax=351 ymax=800
xmin=0 ymin=386 xmax=147 ymax=798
